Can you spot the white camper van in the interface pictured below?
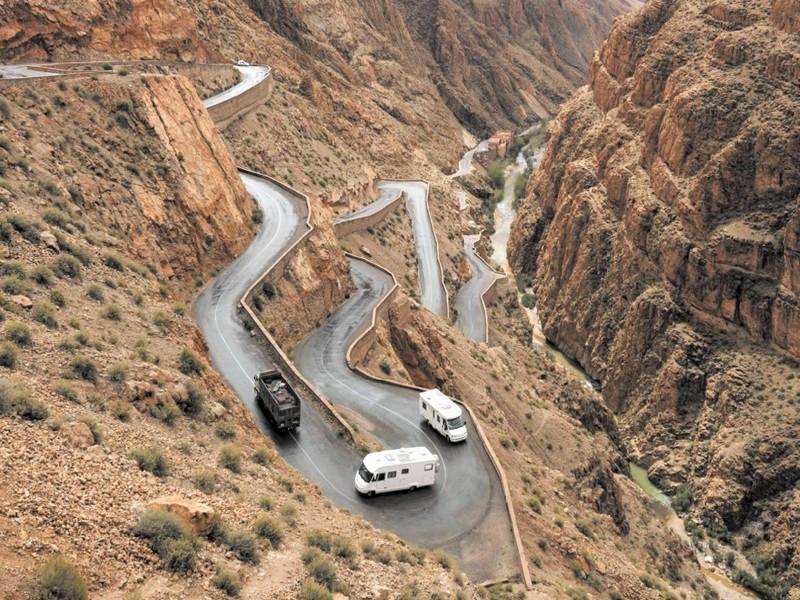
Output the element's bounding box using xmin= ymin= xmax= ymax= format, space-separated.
xmin=354 ymin=447 xmax=439 ymax=496
xmin=419 ymin=389 xmax=468 ymax=442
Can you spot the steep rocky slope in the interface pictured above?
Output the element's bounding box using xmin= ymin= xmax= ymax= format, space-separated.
xmin=509 ymin=0 xmax=800 ymax=593
xmin=0 ymin=73 xmax=464 ymax=599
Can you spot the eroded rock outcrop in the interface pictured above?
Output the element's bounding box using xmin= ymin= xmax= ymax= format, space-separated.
xmin=509 ymin=0 xmax=800 ymax=588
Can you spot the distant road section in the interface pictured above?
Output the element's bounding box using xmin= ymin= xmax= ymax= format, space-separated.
xmin=203 ymin=65 xmax=271 ymax=109
xmin=454 ymin=234 xmax=502 ymax=341
xmin=376 ymin=180 xmax=448 ymax=318
xmin=0 ymin=64 xmax=57 ymax=78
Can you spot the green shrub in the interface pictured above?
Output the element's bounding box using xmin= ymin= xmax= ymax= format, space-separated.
xmin=32 ymin=301 xmax=58 ymax=329
xmin=41 ymin=208 xmax=70 ymax=229
xmin=101 ymin=304 xmax=122 ymax=321
xmin=218 ymin=444 xmax=241 ymax=473
xmin=258 ymin=496 xmax=274 ymax=511
xmin=302 ymin=547 xmax=323 ymax=565
xmin=279 ymin=503 xmax=297 ymax=526
xmin=521 ymin=293 xmax=535 ymax=309
xmin=193 ymin=469 xmax=217 ymax=494
xmin=135 ymin=509 xmax=197 ymax=571
xmin=149 ymin=397 xmax=180 ymax=426
xmin=86 ymin=284 xmax=104 ymax=302
xmin=0 ymin=341 xmax=17 ymax=369
xmin=153 ymin=311 xmax=171 ymax=330
xmin=1 ymin=275 xmax=30 ymax=295
xmin=8 ymin=215 xmax=40 ymax=243
xmin=309 ymin=555 xmax=337 ymax=588
xmin=215 ymin=421 xmax=237 ymax=440
xmin=306 ymin=530 xmax=333 ymax=553
xmin=54 ymin=380 xmax=79 ymax=402
xmin=575 ymin=520 xmax=594 ymax=540
xmin=672 ymin=484 xmax=693 ymax=513
xmin=133 ymin=446 xmax=169 ymax=477
xmin=162 ymin=537 xmax=197 ymax=572
xmin=212 ymin=567 xmax=241 ymax=597
xmin=52 ymin=254 xmax=81 ymax=279
xmin=50 ymin=290 xmax=66 ymax=308
xmin=0 ymin=380 xmax=30 ymax=416
xmin=5 ymin=322 xmax=32 ymax=346
xmin=253 ymin=514 xmax=283 ymax=548
xmin=180 ymin=381 xmax=204 ymax=416
xmin=0 ymin=260 xmax=26 ymax=277
xmin=178 ymin=349 xmax=203 ymax=375
xmin=103 ymin=253 xmax=125 ymax=271
xmin=431 ymin=549 xmax=453 ymax=571
xmin=30 ymin=265 xmax=55 ymax=286
xmin=225 ymin=529 xmax=259 ymax=564
xmin=69 ymin=355 xmax=97 ymax=382
xmin=16 ymin=395 xmax=49 ymax=420
xmin=110 ymin=400 xmax=131 ymax=421
xmin=34 ymin=556 xmax=88 ymax=600
xmin=107 ymin=363 xmax=127 ymax=384
xmin=300 ymin=580 xmax=332 ymax=600
xmin=253 ymin=446 xmax=271 ymax=466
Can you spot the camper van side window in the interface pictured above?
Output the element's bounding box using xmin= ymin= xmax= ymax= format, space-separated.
xmin=422 ymin=401 xmax=427 ymax=410
xmin=401 ymin=468 xmax=409 ymax=475
xmin=424 ymin=464 xmax=433 ymax=471
xmin=374 ymin=473 xmax=385 ymax=482
xmin=387 ymin=471 xmax=397 ymax=479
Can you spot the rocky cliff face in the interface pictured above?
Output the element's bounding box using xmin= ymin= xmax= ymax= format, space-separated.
xmin=0 ymin=74 xmax=252 ymax=285
xmin=509 ymin=0 xmax=800 ymax=589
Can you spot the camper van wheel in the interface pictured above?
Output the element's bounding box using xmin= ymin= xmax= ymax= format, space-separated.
xmin=409 ymin=485 xmax=417 ymax=492
xmin=367 ymin=491 xmax=375 ymax=498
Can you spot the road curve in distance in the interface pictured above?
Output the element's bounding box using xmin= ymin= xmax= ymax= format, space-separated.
xmin=293 ymin=257 xmax=516 ymax=581
xmin=203 ymin=65 xmax=271 ymax=109
xmin=454 ymin=234 xmax=501 ymax=342
xmin=376 ymin=180 xmax=448 ymax=318
xmin=333 ymin=186 xmax=400 ymax=224
xmin=448 ymin=139 xmax=489 ymax=179
xmin=0 ymin=64 xmax=58 ymax=79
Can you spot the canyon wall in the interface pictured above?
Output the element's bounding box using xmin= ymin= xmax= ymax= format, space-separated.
xmin=509 ymin=0 xmax=800 ymax=589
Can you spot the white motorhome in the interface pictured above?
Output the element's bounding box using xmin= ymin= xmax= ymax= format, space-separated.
xmin=354 ymin=447 xmax=439 ymax=496
xmin=419 ymin=389 xmax=468 ymax=442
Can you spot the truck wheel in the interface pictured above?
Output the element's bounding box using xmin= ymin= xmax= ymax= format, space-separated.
xmin=409 ymin=485 xmax=417 ymax=492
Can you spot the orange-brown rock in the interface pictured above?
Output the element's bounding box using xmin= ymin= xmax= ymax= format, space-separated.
xmin=509 ymin=0 xmax=800 ymax=588
xmin=146 ymin=496 xmax=216 ymax=535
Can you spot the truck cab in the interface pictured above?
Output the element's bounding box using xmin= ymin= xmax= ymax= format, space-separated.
xmin=419 ymin=389 xmax=468 ymax=442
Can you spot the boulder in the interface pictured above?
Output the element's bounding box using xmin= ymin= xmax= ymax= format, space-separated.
xmin=40 ymin=230 xmax=59 ymax=252
xmin=63 ymin=422 xmax=95 ymax=449
xmin=9 ymin=295 xmax=33 ymax=309
xmin=146 ymin=495 xmax=216 ymax=535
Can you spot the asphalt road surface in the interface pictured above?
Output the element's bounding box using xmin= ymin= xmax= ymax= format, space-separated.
xmin=203 ymin=65 xmax=271 ymax=109
xmin=454 ymin=234 xmax=501 ymax=342
xmin=449 ymin=139 xmax=489 ymax=179
xmin=376 ymin=180 xmax=448 ymax=318
xmin=293 ymin=257 xmax=516 ymax=580
xmin=333 ymin=187 xmax=400 ymax=224
xmin=0 ymin=64 xmax=57 ymax=79
xmin=194 ymin=175 xmax=515 ymax=581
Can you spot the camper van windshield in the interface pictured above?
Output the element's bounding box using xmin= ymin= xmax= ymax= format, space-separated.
xmin=446 ymin=416 xmax=465 ymax=429
xmin=358 ymin=463 xmax=374 ymax=483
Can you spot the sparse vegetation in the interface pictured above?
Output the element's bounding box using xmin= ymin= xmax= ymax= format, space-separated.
xmin=133 ymin=446 xmax=169 ymax=477
xmin=179 ymin=381 xmax=205 ymax=416
xmin=6 ymin=322 xmax=32 ymax=346
xmin=194 ymin=469 xmax=218 ymax=494
xmin=52 ymin=254 xmax=81 ymax=279
xmin=218 ymin=444 xmax=242 ymax=473
xmin=32 ymin=301 xmax=58 ymax=329
xmin=69 ymin=355 xmax=98 ymax=382
xmin=212 ymin=567 xmax=241 ymax=597
xmin=216 ymin=421 xmax=237 ymax=440
xmin=134 ymin=509 xmax=198 ymax=572
xmin=253 ymin=514 xmax=283 ymax=547
xmin=178 ymin=349 xmax=204 ymax=375
xmin=300 ymin=580 xmax=332 ymax=600
xmin=34 ymin=556 xmax=88 ymax=600
xmin=225 ymin=529 xmax=259 ymax=564
xmin=0 ymin=342 xmax=17 ymax=369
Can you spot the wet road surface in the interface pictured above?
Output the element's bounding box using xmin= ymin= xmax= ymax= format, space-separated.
xmin=454 ymin=235 xmax=502 ymax=342
xmin=203 ymin=65 xmax=271 ymax=109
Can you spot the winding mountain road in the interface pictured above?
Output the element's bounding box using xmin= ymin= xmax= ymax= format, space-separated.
xmin=454 ymin=234 xmax=502 ymax=341
xmin=203 ymin=65 xmax=271 ymax=109
xmin=0 ymin=61 xmax=517 ymax=583
xmin=375 ymin=180 xmax=448 ymax=318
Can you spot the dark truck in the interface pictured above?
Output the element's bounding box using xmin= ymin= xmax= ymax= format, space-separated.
xmin=254 ymin=369 xmax=301 ymax=431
